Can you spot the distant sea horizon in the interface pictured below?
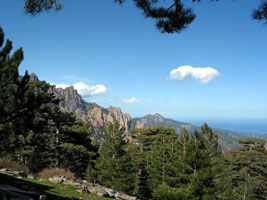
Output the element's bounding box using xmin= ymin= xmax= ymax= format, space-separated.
xmin=176 ymin=118 xmax=267 ymax=134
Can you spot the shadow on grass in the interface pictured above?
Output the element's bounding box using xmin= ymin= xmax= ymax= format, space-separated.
xmin=0 ymin=173 xmax=78 ymax=200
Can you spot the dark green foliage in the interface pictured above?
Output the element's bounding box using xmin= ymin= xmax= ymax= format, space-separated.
xmin=84 ymin=163 xmax=98 ymax=184
xmin=0 ymin=29 xmax=65 ymax=171
xmin=23 ymin=0 xmax=62 ymax=14
xmin=94 ymin=122 xmax=138 ymax=194
xmin=216 ymin=144 xmax=267 ymax=199
xmin=253 ymin=1 xmax=267 ymax=23
xmin=0 ymin=27 xmax=43 ymax=159
xmin=58 ymin=121 xmax=98 ymax=178
xmin=0 ymin=27 xmax=25 ymax=152
xmin=130 ymin=0 xmax=195 ymax=33
xmin=238 ymin=137 xmax=266 ymax=145
xmin=131 ymin=125 xmax=221 ymax=199
xmin=0 ymin=27 xmax=98 ymax=177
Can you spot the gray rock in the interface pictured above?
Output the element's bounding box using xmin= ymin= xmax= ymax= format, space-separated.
xmin=48 ymin=176 xmax=64 ymax=184
xmin=27 ymin=175 xmax=35 ymax=179
xmin=52 ymin=87 xmax=132 ymax=140
xmin=76 ymin=189 xmax=82 ymax=193
xmin=84 ymin=183 xmax=136 ymax=200
xmin=12 ymin=171 xmax=20 ymax=175
xmin=117 ymin=192 xmax=137 ymax=200
xmin=73 ymin=182 xmax=81 ymax=188
xmin=29 ymin=73 xmax=39 ymax=81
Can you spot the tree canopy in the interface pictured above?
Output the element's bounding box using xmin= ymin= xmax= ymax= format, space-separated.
xmin=0 ymin=27 xmax=99 ymax=176
xmin=21 ymin=0 xmax=267 ymax=33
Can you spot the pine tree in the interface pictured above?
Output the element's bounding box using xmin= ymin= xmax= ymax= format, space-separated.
xmin=0 ymin=26 xmax=27 ymax=154
xmin=58 ymin=120 xmax=98 ymax=178
xmin=0 ymin=27 xmax=101 ymax=177
xmin=95 ymin=121 xmax=138 ymax=194
xmin=132 ymin=125 xmax=221 ymax=199
xmin=217 ymin=139 xmax=267 ymax=199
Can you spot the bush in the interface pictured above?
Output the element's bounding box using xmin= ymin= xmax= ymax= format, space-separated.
xmin=38 ymin=168 xmax=75 ymax=180
xmin=0 ymin=157 xmax=28 ymax=172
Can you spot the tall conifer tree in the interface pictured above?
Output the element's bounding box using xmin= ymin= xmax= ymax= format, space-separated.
xmin=95 ymin=121 xmax=138 ymax=194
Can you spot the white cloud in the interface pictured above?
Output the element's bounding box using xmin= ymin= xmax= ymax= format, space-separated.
xmin=73 ymin=82 xmax=107 ymax=97
xmin=55 ymin=84 xmax=70 ymax=89
xmin=122 ymin=97 xmax=140 ymax=103
xmin=55 ymin=82 xmax=107 ymax=97
xmin=147 ymin=99 xmax=152 ymax=103
xmin=168 ymin=65 xmax=220 ymax=83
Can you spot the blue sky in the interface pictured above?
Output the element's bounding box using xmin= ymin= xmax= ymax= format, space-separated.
xmin=1 ymin=0 xmax=267 ymax=123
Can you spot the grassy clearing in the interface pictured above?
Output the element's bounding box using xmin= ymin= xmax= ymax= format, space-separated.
xmin=22 ymin=178 xmax=112 ymax=200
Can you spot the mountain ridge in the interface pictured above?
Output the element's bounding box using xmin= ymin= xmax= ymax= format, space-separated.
xmin=51 ymin=85 xmax=131 ymax=140
xmin=50 ymin=84 xmax=248 ymax=151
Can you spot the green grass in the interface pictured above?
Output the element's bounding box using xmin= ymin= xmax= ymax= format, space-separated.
xmin=23 ymin=178 xmax=112 ymax=200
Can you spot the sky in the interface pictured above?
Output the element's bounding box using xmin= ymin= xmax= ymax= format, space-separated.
xmin=1 ymin=0 xmax=267 ymax=125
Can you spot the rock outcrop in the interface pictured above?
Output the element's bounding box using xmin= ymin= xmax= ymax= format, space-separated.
xmin=48 ymin=175 xmax=136 ymax=200
xmin=0 ymin=169 xmax=136 ymax=200
xmin=52 ymin=86 xmax=131 ymax=139
xmin=29 ymin=73 xmax=39 ymax=81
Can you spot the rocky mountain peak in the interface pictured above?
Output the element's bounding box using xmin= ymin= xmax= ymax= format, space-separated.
xmin=52 ymin=87 xmax=132 ymax=139
xmin=29 ymin=73 xmax=39 ymax=81
xmin=52 ymin=86 xmax=83 ymax=113
xmin=151 ymin=113 xmax=164 ymax=121
xmin=154 ymin=113 xmax=163 ymax=118
xmin=140 ymin=113 xmax=165 ymax=123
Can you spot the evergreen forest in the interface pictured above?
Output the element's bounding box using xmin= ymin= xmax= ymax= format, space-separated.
xmin=0 ymin=27 xmax=267 ymax=199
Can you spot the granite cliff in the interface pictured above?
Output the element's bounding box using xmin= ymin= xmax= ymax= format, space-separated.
xmin=51 ymin=86 xmax=131 ymax=139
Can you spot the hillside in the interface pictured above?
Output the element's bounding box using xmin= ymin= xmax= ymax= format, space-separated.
xmin=131 ymin=113 xmax=246 ymax=151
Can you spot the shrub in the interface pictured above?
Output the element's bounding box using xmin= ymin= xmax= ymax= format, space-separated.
xmin=38 ymin=168 xmax=75 ymax=180
xmin=0 ymin=157 xmax=28 ymax=172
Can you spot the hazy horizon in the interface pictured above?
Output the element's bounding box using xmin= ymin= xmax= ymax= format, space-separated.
xmin=174 ymin=117 xmax=267 ymax=134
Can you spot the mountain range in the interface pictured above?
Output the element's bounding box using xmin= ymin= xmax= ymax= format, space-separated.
xmin=49 ymin=82 xmax=248 ymax=151
xmin=27 ymin=73 xmax=252 ymax=151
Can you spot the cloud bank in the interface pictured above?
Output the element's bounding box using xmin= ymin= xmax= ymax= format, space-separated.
xmin=55 ymin=82 xmax=107 ymax=97
xmin=122 ymin=97 xmax=140 ymax=103
xmin=168 ymin=65 xmax=220 ymax=83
